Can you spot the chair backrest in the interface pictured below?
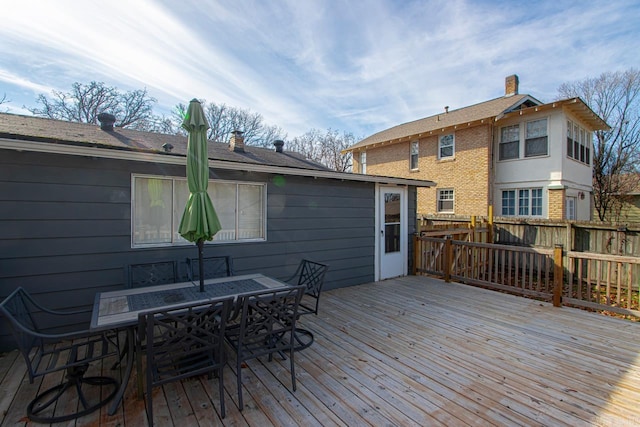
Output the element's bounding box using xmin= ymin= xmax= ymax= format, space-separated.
xmin=0 ymin=287 xmax=119 ymax=384
xmin=0 ymin=288 xmax=41 ymax=358
xmin=138 ymin=297 xmax=233 ymax=385
xmin=128 ymin=261 xmax=178 ymax=288
xmin=234 ymin=285 xmax=305 ymax=359
xmin=186 ymin=256 xmax=234 ymax=281
xmin=294 ymin=259 xmax=329 ymax=298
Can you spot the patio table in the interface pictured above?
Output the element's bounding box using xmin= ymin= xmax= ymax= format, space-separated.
xmin=90 ymin=273 xmax=292 ymax=416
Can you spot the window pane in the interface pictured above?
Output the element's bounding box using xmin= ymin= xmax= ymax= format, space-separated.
xmin=527 ymin=119 xmax=547 ymax=138
xmin=410 ymin=141 xmax=419 ymax=169
xmin=174 ymin=179 xmax=190 ymax=244
xmin=500 ymin=125 xmax=520 ymax=160
xmin=360 ymin=152 xmax=366 ymax=174
xmin=499 ymin=141 xmax=519 ymax=160
xmin=439 ymin=134 xmax=454 ymax=158
xmin=532 ymin=188 xmax=542 ymax=216
xmin=437 ymin=189 xmax=454 ymax=212
xmin=502 ymin=125 xmax=519 ymax=141
xmin=238 ymin=184 xmax=264 ymax=239
xmin=210 ymin=182 xmax=237 ymax=241
xmin=501 ymin=190 xmax=515 ymax=216
xmin=134 ymin=177 xmax=173 ymax=245
xmin=385 ymin=224 xmax=400 ymax=253
xmin=525 ymin=137 xmax=548 ymax=156
xmin=385 ymin=192 xmax=401 ymax=223
xmin=525 ymin=119 xmax=547 ymax=157
xmin=567 ymin=121 xmax=573 ymax=158
xmin=566 ymin=197 xmax=576 ymax=220
xmin=518 ymin=189 xmax=529 ymax=215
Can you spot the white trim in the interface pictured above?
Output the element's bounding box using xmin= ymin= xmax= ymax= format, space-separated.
xmin=0 ymin=137 xmax=435 ymax=187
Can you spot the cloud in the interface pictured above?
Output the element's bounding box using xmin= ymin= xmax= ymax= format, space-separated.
xmin=0 ymin=0 xmax=638 ymax=138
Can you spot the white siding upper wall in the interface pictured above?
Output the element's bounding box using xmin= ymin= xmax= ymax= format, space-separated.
xmin=493 ymin=108 xmax=593 ymax=220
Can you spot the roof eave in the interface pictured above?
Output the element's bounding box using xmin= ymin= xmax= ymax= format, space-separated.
xmin=0 ymin=137 xmax=435 ymax=188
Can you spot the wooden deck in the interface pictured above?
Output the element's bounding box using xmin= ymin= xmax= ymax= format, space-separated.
xmin=1 ymin=276 xmax=639 ymax=426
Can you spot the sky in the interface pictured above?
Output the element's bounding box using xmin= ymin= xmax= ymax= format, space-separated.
xmin=1 ymin=0 xmax=639 ymax=140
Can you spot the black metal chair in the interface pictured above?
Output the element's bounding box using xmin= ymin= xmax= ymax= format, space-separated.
xmin=136 ymin=297 xmax=233 ymax=425
xmin=285 ymin=259 xmax=329 ymax=316
xmin=0 ymin=287 xmax=120 ymax=423
xmin=186 ymin=256 xmax=234 ymax=281
xmin=284 ymin=259 xmax=329 ymax=351
xmin=224 ymin=285 xmax=305 ymax=411
xmin=128 ymin=261 xmax=178 ymax=288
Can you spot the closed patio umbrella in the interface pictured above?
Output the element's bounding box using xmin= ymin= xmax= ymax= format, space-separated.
xmin=179 ymin=99 xmax=221 ymax=292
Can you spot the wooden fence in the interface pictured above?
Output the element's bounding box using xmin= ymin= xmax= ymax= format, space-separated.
xmin=414 ymin=235 xmax=640 ymax=319
xmin=418 ymin=216 xmax=640 ymax=256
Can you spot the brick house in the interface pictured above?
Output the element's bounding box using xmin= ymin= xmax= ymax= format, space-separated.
xmin=345 ymin=76 xmax=610 ymax=220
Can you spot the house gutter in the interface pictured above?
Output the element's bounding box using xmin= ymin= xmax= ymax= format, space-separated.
xmin=0 ymin=137 xmax=435 ymax=188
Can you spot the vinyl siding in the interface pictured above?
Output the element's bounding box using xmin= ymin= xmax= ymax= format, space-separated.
xmin=0 ymin=148 xmax=384 ymax=350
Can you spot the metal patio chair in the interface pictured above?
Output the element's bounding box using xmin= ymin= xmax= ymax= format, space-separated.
xmin=136 ymin=296 xmax=233 ymax=425
xmin=0 ymin=287 xmax=120 ymax=423
xmin=284 ymin=259 xmax=329 ymax=350
xmin=224 ymin=285 xmax=305 ymax=411
xmin=186 ymin=255 xmax=234 ymax=281
xmin=285 ymin=259 xmax=329 ymax=316
xmin=128 ymin=261 xmax=178 ymax=288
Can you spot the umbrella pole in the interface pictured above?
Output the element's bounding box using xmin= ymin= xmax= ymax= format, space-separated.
xmin=197 ymin=239 xmax=205 ymax=292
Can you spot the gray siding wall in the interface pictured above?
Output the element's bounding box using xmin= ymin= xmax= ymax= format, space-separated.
xmin=0 ymin=149 xmax=377 ymax=350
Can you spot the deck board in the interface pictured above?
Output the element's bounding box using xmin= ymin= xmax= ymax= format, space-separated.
xmin=1 ymin=275 xmax=639 ymax=426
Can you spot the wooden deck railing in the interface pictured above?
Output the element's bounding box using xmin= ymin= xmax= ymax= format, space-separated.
xmin=565 ymin=250 xmax=640 ymax=317
xmin=414 ymin=235 xmax=640 ymax=318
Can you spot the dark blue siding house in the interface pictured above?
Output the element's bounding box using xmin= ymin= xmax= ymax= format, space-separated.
xmin=0 ymin=113 xmax=434 ymax=350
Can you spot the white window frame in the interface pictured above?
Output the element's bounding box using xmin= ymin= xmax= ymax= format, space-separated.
xmin=437 ymin=189 xmax=454 ymax=213
xmin=501 ymin=190 xmax=516 ymax=216
xmin=566 ymin=196 xmax=576 ymax=220
xmin=360 ymin=151 xmax=366 ymax=174
xmin=524 ymin=118 xmax=548 ymax=157
xmin=499 ymin=124 xmax=520 ymax=160
xmin=566 ymin=120 xmax=591 ymax=165
xmin=410 ymin=141 xmax=419 ymax=170
xmin=131 ymin=174 xmax=267 ymax=248
xmin=438 ymin=134 xmax=455 ymax=160
xmin=501 ymin=187 xmax=544 ymax=217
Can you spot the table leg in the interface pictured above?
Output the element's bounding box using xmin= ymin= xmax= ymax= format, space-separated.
xmin=108 ymin=327 xmax=134 ymax=415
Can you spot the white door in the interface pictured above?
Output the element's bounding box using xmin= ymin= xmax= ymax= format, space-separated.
xmin=378 ymin=186 xmax=407 ymax=280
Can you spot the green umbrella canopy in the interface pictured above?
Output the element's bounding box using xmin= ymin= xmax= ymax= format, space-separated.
xmin=178 ymin=99 xmax=221 ymax=243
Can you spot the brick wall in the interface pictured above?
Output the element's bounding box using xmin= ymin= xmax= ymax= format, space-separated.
xmin=366 ymin=124 xmax=492 ymax=216
xmin=548 ymin=188 xmax=566 ymax=220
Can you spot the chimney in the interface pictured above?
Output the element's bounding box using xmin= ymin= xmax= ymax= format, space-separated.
xmin=229 ymin=130 xmax=245 ymax=153
xmin=273 ymin=139 xmax=284 ymax=153
xmin=444 ymin=106 xmax=449 ymax=113
xmin=97 ymin=112 xmax=116 ymax=131
xmin=505 ymin=74 xmax=519 ymax=97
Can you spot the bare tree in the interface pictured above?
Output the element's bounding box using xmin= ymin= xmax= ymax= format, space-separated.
xmin=558 ymin=69 xmax=640 ymax=222
xmin=0 ymin=93 xmax=8 ymax=112
xmin=28 ymin=81 xmax=157 ymax=129
xmin=288 ymin=128 xmax=355 ymax=172
xmin=203 ymin=102 xmax=287 ymax=145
